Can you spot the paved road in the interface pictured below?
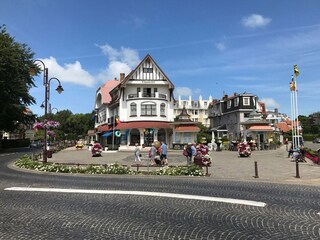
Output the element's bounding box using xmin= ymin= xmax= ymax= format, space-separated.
xmin=0 ymin=147 xmax=319 ymax=239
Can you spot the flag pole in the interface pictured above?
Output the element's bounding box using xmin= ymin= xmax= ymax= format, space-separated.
xmin=112 ymin=109 xmax=115 ymax=150
xmin=290 ymin=65 xmax=300 ymax=149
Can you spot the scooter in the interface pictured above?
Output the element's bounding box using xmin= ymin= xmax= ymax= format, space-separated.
xmin=91 ymin=143 xmax=102 ymax=157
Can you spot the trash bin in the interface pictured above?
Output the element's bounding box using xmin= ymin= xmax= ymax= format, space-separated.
xmin=47 ymin=150 xmax=53 ymax=158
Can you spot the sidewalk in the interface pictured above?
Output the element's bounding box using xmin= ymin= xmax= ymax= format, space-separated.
xmin=48 ymin=145 xmax=320 ymax=186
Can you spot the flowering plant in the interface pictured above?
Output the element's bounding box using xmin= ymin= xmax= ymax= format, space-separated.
xmin=47 ymin=130 xmax=56 ymax=138
xmin=33 ymin=120 xmax=60 ymax=130
xmin=33 ymin=119 xmax=60 ymax=140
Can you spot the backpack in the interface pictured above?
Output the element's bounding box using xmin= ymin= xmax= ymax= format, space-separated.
xmin=183 ymin=149 xmax=189 ymax=156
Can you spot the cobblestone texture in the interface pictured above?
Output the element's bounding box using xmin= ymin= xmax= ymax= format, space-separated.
xmin=0 ymin=147 xmax=319 ymax=239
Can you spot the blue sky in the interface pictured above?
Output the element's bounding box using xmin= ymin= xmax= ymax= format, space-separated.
xmin=1 ymin=0 xmax=320 ymax=117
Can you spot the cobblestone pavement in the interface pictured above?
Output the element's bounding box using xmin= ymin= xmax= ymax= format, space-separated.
xmin=1 ymin=150 xmax=320 ymax=239
xmin=49 ymin=144 xmax=320 ymax=185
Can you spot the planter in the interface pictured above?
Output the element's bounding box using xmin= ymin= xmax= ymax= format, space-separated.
xmin=305 ymin=151 xmax=319 ymax=164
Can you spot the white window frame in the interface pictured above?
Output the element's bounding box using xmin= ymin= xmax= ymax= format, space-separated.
xmin=130 ymin=103 xmax=137 ymax=116
xmin=234 ymin=97 xmax=239 ymax=107
xmin=243 ymin=97 xmax=250 ymax=106
xmin=141 ymin=102 xmax=157 ymax=116
xmin=227 ymin=100 xmax=232 ymax=109
xmin=160 ymin=103 xmax=166 ymax=116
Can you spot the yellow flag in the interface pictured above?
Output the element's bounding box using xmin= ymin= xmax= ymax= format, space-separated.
xmin=294 ymin=64 xmax=299 ymax=77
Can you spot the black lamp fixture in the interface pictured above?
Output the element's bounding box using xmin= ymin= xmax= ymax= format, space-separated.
xmin=30 ymin=60 xmax=64 ymax=163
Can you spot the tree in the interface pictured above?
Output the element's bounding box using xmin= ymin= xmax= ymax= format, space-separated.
xmin=0 ymin=25 xmax=36 ymax=131
xmin=196 ymin=122 xmax=212 ymax=144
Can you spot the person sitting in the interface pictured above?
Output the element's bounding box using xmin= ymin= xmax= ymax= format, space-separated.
xmin=291 ymin=148 xmax=300 ymax=162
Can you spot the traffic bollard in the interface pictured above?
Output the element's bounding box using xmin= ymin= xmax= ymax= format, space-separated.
xmin=254 ymin=161 xmax=259 ymax=178
xmin=295 ymin=161 xmax=300 ymax=178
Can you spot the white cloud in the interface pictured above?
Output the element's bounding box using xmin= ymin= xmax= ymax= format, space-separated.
xmin=260 ymin=98 xmax=280 ymax=110
xmin=133 ymin=17 xmax=146 ymax=28
xmin=175 ymin=87 xmax=193 ymax=97
xmin=97 ymin=61 xmax=132 ymax=81
xmin=40 ymin=57 xmax=96 ymax=87
xmin=215 ymin=42 xmax=226 ymax=51
xmin=242 ymin=14 xmax=271 ymax=28
xmin=96 ymin=44 xmax=140 ymax=81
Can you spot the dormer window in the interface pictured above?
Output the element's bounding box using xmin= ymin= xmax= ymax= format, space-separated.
xmin=234 ymin=97 xmax=239 ymax=107
xmin=227 ymin=100 xmax=232 ymax=109
xmin=143 ymin=68 xmax=153 ymax=73
xmin=243 ymin=97 xmax=250 ymax=106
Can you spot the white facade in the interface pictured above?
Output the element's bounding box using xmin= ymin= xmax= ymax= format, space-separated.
xmin=94 ymin=55 xmax=176 ymax=149
xmin=174 ymin=95 xmax=212 ymax=127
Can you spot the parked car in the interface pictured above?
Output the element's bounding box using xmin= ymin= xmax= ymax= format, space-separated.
xmin=312 ymin=138 xmax=320 ymax=143
xmin=30 ymin=141 xmax=41 ymax=148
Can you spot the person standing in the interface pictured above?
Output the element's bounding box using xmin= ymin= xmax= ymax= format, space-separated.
xmin=149 ymin=143 xmax=157 ymax=165
xmin=160 ymin=141 xmax=168 ymax=165
xmin=185 ymin=143 xmax=193 ymax=165
xmin=134 ymin=143 xmax=141 ymax=162
xmin=191 ymin=143 xmax=197 ymax=163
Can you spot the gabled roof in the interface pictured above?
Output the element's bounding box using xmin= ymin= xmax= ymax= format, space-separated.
xmin=98 ymin=80 xmax=120 ymax=104
xmin=120 ymin=54 xmax=174 ymax=89
xmin=275 ymin=122 xmax=291 ymax=132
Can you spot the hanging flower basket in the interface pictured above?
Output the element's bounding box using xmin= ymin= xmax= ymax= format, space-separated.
xmin=33 ymin=120 xmax=60 ymax=130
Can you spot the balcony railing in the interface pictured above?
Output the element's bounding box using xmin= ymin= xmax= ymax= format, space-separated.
xmin=127 ymin=92 xmax=167 ymax=100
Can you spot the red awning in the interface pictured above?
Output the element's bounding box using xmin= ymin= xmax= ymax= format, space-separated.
xmin=248 ymin=125 xmax=273 ymax=131
xmin=97 ymin=124 xmax=112 ymax=132
xmin=175 ymin=125 xmax=200 ymax=132
xmin=116 ymin=121 xmax=172 ymax=130
xmin=97 ymin=121 xmax=173 ymax=131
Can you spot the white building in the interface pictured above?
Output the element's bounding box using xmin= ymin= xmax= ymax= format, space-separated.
xmin=94 ymin=54 xmax=179 ymax=150
xmin=174 ymin=95 xmax=212 ymax=127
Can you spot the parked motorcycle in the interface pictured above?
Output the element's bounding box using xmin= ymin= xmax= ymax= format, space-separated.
xmin=238 ymin=142 xmax=251 ymax=157
xmin=91 ymin=143 xmax=102 ymax=157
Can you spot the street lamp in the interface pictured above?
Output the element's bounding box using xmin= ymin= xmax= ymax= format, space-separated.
xmin=50 ymin=107 xmax=59 ymax=114
xmin=30 ymin=60 xmax=64 ymax=163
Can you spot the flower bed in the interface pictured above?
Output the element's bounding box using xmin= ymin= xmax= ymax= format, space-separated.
xmin=15 ymin=155 xmax=206 ymax=176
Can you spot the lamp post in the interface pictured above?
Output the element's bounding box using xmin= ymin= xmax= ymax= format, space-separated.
xmin=30 ymin=60 xmax=64 ymax=163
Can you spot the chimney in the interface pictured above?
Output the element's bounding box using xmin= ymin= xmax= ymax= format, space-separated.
xmin=120 ymin=73 xmax=125 ymax=81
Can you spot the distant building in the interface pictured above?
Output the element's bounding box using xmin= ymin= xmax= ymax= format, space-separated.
xmin=174 ymin=95 xmax=212 ymax=127
xmin=172 ymin=106 xmax=200 ymax=149
xmin=208 ymin=92 xmax=282 ymax=148
xmin=265 ymin=108 xmax=288 ymax=125
xmin=208 ymin=92 xmax=260 ymax=140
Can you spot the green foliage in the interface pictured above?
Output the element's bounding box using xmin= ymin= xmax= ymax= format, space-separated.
xmin=299 ymin=114 xmax=320 ymax=136
xmin=0 ymin=25 xmax=37 ymax=131
xmin=36 ymin=110 xmax=95 ymax=141
xmin=196 ymin=122 xmax=212 ymax=144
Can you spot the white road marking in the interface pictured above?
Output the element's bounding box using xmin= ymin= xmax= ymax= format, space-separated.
xmin=5 ymin=187 xmax=266 ymax=207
